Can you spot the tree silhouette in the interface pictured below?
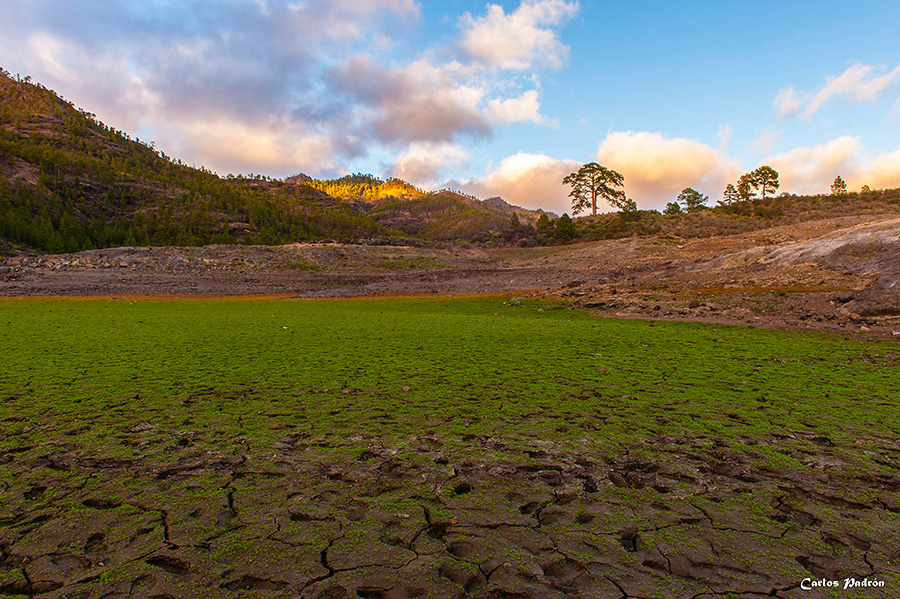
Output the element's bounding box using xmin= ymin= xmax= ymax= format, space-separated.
xmin=562 ymin=163 xmax=625 ymax=216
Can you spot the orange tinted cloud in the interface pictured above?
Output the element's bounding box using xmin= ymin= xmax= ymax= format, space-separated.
xmin=761 ymin=137 xmax=900 ymax=194
xmin=179 ymin=118 xmax=342 ymax=175
xmin=762 ymin=136 xmax=862 ymax=194
xmin=595 ymin=131 xmax=739 ymax=210
xmin=854 ymin=148 xmax=900 ymax=190
xmin=461 ymin=152 xmax=579 ymax=214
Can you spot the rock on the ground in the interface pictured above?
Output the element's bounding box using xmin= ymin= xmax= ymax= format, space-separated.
xmin=842 ymin=275 xmax=900 ymax=316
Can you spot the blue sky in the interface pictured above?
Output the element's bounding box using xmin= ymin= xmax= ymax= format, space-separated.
xmin=3 ymin=0 xmax=900 ymax=214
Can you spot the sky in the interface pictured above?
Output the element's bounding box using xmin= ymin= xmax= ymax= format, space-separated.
xmin=3 ymin=0 xmax=900 ymax=215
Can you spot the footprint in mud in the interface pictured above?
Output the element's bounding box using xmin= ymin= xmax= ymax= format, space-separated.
xmin=452 ymin=482 xmax=472 ymax=496
xmin=619 ymin=524 xmax=640 ymax=552
xmin=377 ymin=460 xmax=405 ymax=479
xmin=346 ymin=501 xmax=370 ymax=522
xmin=518 ymin=501 xmax=542 ymax=515
xmin=796 ymin=555 xmax=840 ymax=579
xmin=129 ymin=573 xmax=156 ymax=591
xmin=146 ymin=556 xmax=191 ymax=575
xmin=542 ymin=557 xmax=589 ymax=589
xmin=50 ymin=554 xmax=91 ymax=569
xmin=222 ymin=575 xmax=288 ymax=590
xmin=84 ymin=533 xmax=107 ymax=553
xmin=578 ymin=475 xmax=598 ymax=493
xmin=439 ymin=561 xmax=483 ymax=593
xmin=317 ymin=586 xmax=348 ymax=599
xmin=446 ymin=539 xmax=475 ymax=558
xmin=82 ymin=498 xmax=121 ymax=509
xmin=24 ymin=485 xmax=46 ymax=500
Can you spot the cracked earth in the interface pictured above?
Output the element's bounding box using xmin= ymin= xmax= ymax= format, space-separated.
xmin=2 ymin=420 xmax=899 ymax=598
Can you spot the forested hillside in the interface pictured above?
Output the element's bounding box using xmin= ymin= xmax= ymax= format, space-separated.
xmin=0 ymin=72 xmax=542 ymax=253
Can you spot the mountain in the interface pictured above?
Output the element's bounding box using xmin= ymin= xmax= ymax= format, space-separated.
xmin=0 ymin=71 xmax=545 ymax=253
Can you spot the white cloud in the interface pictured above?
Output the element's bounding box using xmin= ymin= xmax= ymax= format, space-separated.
xmin=775 ymin=62 xmax=900 ymax=118
xmin=716 ymin=124 xmax=732 ymax=153
xmin=459 ymin=0 xmax=579 ymax=70
xmin=595 ymin=131 xmax=740 ymax=210
xmin=774 ymin=87 xmax=801 ymax=119
xmin=808 ymin=63 xmax=900 ymax=115
xmin=461 ymin=152 xmax=580 ymax=214
xmin=485 ymin=90 xmax=550 ymax=125
xmin=388 ymin=142 xmax=470 ymax=184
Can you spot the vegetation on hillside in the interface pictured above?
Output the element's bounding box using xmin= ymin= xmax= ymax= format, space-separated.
xmin=559 ymin=160 xmax=900 ymax=243
xmin=573 ymin=187 xmax=900 ymax=241
xmin=0 ymin=71 xmax=400 ymax=252
xmin=0 ymin=72 xmax=540 ymax=253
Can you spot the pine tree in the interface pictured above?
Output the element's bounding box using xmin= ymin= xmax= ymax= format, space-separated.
xmin=831 ymin=176 xmax=848 ymax=197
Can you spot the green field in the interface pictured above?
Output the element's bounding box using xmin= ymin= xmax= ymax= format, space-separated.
xmin=1 ymin=296 xmax=898 ymax=598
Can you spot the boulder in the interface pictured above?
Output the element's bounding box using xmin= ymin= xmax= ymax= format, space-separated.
xmin=841 ymin=275 xmax=900 ymax=316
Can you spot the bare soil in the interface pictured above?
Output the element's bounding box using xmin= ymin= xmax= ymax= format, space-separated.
xmin=3 ymin=213 xmax=900 ymax=338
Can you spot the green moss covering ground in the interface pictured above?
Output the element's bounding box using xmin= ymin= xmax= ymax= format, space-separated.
xmin=0 ymin=296 xmax=897 ymax=597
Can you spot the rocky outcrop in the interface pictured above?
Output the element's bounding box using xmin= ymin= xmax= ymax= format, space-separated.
xmin=727 ymin=217 xmax=900 ymax=316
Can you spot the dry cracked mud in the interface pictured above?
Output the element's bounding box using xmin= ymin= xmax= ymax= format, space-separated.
xmin=3 ymin=419 xmax=899 ymax=598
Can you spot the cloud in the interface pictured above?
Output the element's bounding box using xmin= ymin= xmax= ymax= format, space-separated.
xmin=774 ymin=88 xmax=801 ymax=119
xmin=775 ymin=62 xmax=900 ymax=118
xmin=486 ymin=90 xmax=551 ymax=125
xmin=716 ymin=124 xmax=732 ymax=153
xmin=808 ymin=63 xmax=900 ymax=115
xmin=761 ymin=137 xmax=900 ymax=193
xmin=326 ymin=56 xmax=491 ymax=145
xmin=855 ymin=148 xmax=900 ymax=190
xmin=459 ymin=0 xmax=579 ymax=70
xmin=458 ymin=137 xmax=900 ymax=214
xmin=460 ymin=152 xmax=580 ymax=214
xmin=175 ymin=117 xmax=344 ymax=176
xmin=750 ymin=130 xmax=780 ymax=155
xmin=762 ymin=136 xmax=862 ymax=194
xmin=2 ymin=0 xmax=574 ymax=181
xmin=388 ymin=142 xmax=470 ymax=184
xmin=595 ymin=131 xmax=740 ymax=210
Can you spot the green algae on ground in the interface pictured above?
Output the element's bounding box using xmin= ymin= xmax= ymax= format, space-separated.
xmin=1 ymin=295 xmax=896 ymax=460
xmin=0 ymin=295 xmax=898 ymax=598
